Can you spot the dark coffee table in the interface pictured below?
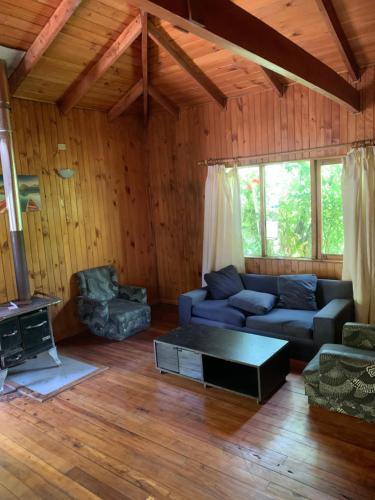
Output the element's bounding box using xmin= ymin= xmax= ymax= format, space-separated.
xmin=154 ymin=324 xmax=289 ymax=403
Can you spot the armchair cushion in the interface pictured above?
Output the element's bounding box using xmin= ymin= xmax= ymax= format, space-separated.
xmin=118 ymin=285 xmax=147 ymax=304
xmin=342 ymin=323 xmax=375 ymax=350
xmin=313 ymin=299 xmax=354 ymax=345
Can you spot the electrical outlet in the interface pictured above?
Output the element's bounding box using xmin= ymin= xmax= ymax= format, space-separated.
xmin=57 ymin=143 xmax=67 ymax=151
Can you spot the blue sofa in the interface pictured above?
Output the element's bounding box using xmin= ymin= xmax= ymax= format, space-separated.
xmin=179 ymin=274 xmax=354 ymax=360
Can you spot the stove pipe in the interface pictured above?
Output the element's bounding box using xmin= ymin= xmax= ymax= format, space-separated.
xmin=0 ymin=60 xmax=31 ymax=303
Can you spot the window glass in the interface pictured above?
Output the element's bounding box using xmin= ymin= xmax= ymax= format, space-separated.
xmin=321 ymin=163 xmax=344 ymax=255
xmin=264 ymin=161 xmax=312 ymax=258
xmin=239 ymin=166 xmax=262 ymax=256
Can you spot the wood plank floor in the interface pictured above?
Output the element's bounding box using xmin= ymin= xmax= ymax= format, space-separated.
xmin=0 ymin=305 xmax=374 ymax=500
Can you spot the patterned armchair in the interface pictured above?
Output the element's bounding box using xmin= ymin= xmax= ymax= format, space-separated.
xmin=76 ymin=266 xmax=151 ymax=341
xmin=303 ymin=323 xmax=375 ymax=422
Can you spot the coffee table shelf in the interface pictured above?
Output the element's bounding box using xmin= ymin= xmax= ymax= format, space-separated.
xmin=154 ymin=324 xmax=289 ymax=403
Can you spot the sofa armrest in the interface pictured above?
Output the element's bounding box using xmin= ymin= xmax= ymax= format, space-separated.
xmin=77 ymin=296 xmax=109 ymax=323
xmin=178 ymin=288 xmax=208 ymax=325
xmin=118 ymin=285 xmax=147 ymax=304
xmin=342 ymin=323 xmax=375 ymax=350
xmin=318 ymin=344 xmax=375 ymax=398
xmin=313 ymin=299 xmax=354 ymax=346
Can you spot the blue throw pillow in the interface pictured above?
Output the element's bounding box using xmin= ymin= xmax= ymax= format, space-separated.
xmin=278 ymin=274 xmax=318 ymax=311
xmin=229 ymin=289 xmax=277 ymax=315
xmin=204 ymin=265 xmax=244 ymax=300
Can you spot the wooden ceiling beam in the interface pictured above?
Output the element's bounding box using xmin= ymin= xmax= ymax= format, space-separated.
xmin=148 ymin=84 xmax=180 ymax=119
xmin=108 ymin=79 xmax=144 ymax=121
xmin=148 ymin=19 xmax=227 ymax=109
xmin=129 ymin=0 xmax=360 ymax=112
xmin=315 ymin=0 xmax=360 ymax=82
xmin=142 ymin=12 xmax=149 ymax=123
xmin=260 ymin=67 xmax=284 ymax=97
xmin=9 ymin=0 xmax=82 ymax=94
xmin=59 ymin=13 xmax=142 ymax=114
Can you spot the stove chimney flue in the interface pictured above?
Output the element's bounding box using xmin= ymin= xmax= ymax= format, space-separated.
xmin=0 ymin=59 xmax=31 ymax=303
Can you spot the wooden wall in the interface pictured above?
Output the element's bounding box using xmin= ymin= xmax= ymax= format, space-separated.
xmin=147 ymin=66 xmax=375 ymax=303
xmin=0 ymin=98 xmax=158 ymax=340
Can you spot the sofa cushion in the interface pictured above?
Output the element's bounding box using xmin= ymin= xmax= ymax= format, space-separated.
xmin=204 ymin=265 xmax=244 ymax=300
xmin=241 ymin=274 xmax=279 ymax=295
xmin=229 ymin=289 xmax=277 ymax=315
xmin=192 ymin=299 xmax=246 ymax=327
xmin=246 ymin=308 xmax=316 ymax=339
xmin=278 ymin=274 xmax=318 ymax=311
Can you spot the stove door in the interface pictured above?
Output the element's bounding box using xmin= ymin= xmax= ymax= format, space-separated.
xmin=20 ymin=309 xmax=53 ymax=353
xmin=0 ymin=317 xmax=22 ymax=352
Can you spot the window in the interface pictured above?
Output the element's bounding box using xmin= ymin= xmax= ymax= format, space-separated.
xmin=239 ymin=159 xmax=343 ymax=259
xmin=318 ymin=160 xmax=344 ymax=257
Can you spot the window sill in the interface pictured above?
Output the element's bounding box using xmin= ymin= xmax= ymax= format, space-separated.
xmin=245 ymin=256 xmax=343 ymax=264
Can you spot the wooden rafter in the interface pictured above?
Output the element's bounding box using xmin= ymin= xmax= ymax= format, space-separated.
xmin=9 ymin=0 xmax=82 ymax=94
xmin=148 ymin=19 xmax=227 ymax=109
xmin=108 ymin=79 xmax=144 ymax=121
xmin=59 ymin=14 xmax=142 ymax=114
xmin=148 ymin=84 xmax=180 ymax=119
xmin=260 ymin=67 xmax=284 ymax=97
xmin=315 ymin=0 xmax=360 ymax=82
xmin=128 ymin=0 xmax=360 ymax=112
xmin=142 ymin=12 xmax=149 ymax=122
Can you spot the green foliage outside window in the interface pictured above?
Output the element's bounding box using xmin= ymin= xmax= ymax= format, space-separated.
xmin=321 ymin=163 xmax=344 ymax=255
xmin=265 ymin=161 xmax=312 ymax=258
xmin=239 ymin=167 xmax=262 ymax=256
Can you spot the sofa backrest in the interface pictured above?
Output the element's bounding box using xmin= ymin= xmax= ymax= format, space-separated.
xmin=240 ymin=274 xmax=353 ymax=308
xmin=241 ymin=274 xmax=279 ymax=295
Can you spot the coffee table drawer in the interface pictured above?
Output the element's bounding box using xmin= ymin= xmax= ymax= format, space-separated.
xmin=178 ymin=349 xmax=202 ymax=380
xmin=155 ymin=342 xmax=179 ymax=373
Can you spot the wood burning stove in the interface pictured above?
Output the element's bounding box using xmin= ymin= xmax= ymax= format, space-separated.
xmin=0 ymin=60 xmax=61 ymax=393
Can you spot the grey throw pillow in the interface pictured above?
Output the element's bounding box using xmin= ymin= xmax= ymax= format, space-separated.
xmin=229 ymin=289 xmax=277 ymax=315
xmin=278 ymin=274 xmax=318 ymax=310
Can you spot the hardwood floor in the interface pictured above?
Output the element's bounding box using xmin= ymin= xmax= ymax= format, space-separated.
xmin=0 ymin=304 xmax=374 ymax=500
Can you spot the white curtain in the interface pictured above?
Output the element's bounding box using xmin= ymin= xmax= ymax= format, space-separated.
xmin=342 ymin=146 xmax=375 ymax=323
xmin=202 ymin=164 xmax=245 ymax=284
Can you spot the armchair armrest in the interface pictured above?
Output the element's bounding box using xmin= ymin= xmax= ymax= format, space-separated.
xmin=179 ymin=288 xmax=208 ymax=325
xmin=313 ymin=299 xmax=354 ymax=346
xmin=318 ymin=344 xmax=375 ymax=398
xmin=118 ymin=285 xmax=147 ymax=304
xmin=342 ymin=323 xmax=375 ymax=350
xmin=77 ymin=296 xmax=109 ymax=323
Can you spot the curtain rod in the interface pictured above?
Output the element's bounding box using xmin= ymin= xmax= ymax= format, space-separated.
xmin=197 ymin=139 xmax=375 ymax=166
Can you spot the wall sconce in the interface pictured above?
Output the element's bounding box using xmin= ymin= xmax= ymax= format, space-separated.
xmin=57 ymin=168 xmax=75 ymax=179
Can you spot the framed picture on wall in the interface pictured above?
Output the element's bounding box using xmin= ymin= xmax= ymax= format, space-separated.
xmin=0 ymin=175 xmax=41 ymax=213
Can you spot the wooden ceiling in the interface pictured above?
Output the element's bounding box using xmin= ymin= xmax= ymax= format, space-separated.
xmin=0 ymin=0 xmax=374 ymax=114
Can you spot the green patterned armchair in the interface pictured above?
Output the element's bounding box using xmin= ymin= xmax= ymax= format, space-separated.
xmin=76 ymin=266 xmax=151 ymax=341
xmin=303 ymin=323 xmax=375 ymax=422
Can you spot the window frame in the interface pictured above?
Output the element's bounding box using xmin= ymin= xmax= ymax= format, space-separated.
xmin=240 ymin=157 xmax=343 ymax=261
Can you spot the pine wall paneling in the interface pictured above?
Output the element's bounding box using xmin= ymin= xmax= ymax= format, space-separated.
xmin=0 ymin=98 xmax=158 ymax=340
xmin=147 ymin=66 xmax=375 ymax=304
